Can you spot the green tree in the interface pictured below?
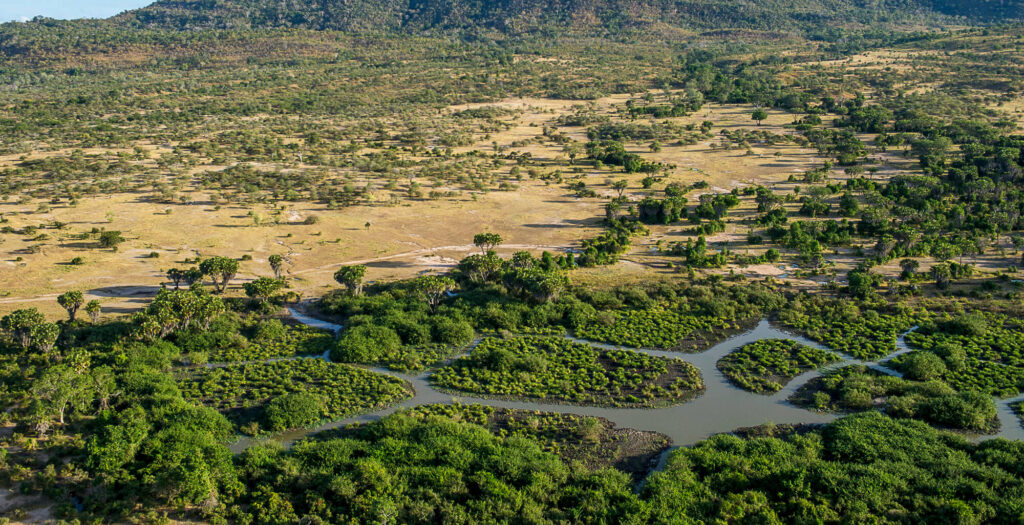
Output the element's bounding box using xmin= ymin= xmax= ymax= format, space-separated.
xmin=268 ymin=254 xmax=285 ymax=279
xmin=263 ymin=392 xmax=324 ymax=431
xmin=931 ymin=263 xmax=952 ymax=289
xmin=1 ymin=308 xmax=46 ymax=349
xmin=98 ymin=230 xmax=125 ymax=249
xmin=31 ymin=322 xmax=60 ymax=355
xmin=90 ymin=366 xmax=118 ymax=411
xmin=85 ymin=300 xmax=102 ymax=324
xmin=166 ymin=268 xmax=184 ymax=289
xmin=137 ymin=288 xmax=226 ymax=339
xmin=563 ymin=142 xmax=583 ymax=164
xmin=198 ymin=256 xmax=239 ymax=294
xmin=899 ymin=259 xmax=920 ymax=279
xmin=332 ymin=324 xmax=402 ymax=363
xmin=334 ymin=265 xmax=367 ymax=295
xmin=32 ymin=364 xmax=93 ymax=425
xmin=57 ymin=290 xmax=85 ymax=322
xmin=752 ymin=109 xmax=768 ymax=126
xmin=414 ymin=275 xmax=456 ymax=311
xmin=611 ymin=179 xmax=629 ymax=197
xmin=183 ymin=267 xmax=204 ymax=287
xmin=457 ymin=252 xmax=503 ymax=284
xmin=243 ymin=277 xmax=285 ymax=304
xmin=473 ymin=232 xmax=503 ymax=254
xmin=902 ymin=351 xmax=947 ymax=381
xmin=138 ymin=423 xmax=237 ymax=506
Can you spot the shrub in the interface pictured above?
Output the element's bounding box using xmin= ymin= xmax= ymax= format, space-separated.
xmin=918 ymin=391 xmax=997 ymax=431
xmin=432 ymin=317 xmax=474 ymax=346
xmin=252 ymin=319 xmax=287 ymax=343
xmin=263 ymin=392 xmax=325 ymax=431
xmin=901 ymin=351 xmax=947 ymax=381
xmin=332 ymin=324 xmax=402 ymax=362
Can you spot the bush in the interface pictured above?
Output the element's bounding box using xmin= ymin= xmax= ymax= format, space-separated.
xmin=918 ymin=391 xmax=997 ymax=431
xmin=332 ymin=324 xmax=402 ymax=362
xmin=933 ymin=343 xmax=966 ymax=371
xmin=841 ymin=389 xmax=873 ymax=409
xmin=252 ymin=319 xmax=287 ymax=343
xmin=901 ymin=351 xmax=947 ymax=381
xmin=432 ymin=317 xmax=474 ymax=346
xmin=940 ymin=313 xmax=988 ymax=337
xmin=386 ymin=316 xmax=431 ymax=345
xmin=263 ymin=392 xmax=325 ymax=431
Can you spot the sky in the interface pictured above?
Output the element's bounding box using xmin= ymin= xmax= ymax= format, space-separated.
xmin=0 ymin=0 xmax=152 ymax=23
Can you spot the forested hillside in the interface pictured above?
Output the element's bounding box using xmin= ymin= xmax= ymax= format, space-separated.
xmin=114 ymin=0 xmax=1023 ymax=34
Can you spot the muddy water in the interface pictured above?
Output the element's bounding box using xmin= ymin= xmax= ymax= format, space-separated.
xmin=229 ymin=316 xmax=1024 ymax=454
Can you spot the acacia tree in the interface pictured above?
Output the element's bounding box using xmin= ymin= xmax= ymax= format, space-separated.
xmin=243 ymin=277 xmax=285 ymax=304
xmin=98 ymin=230 xmax=125 ymax=250
xmin=334 ymin=265 xmax=367 ymax=295
xmin=611 ymin=180 xmax=628 ymax=198
xmin=931 ymin=263 xmax=952 ymax=289
xmin=57 ymin=290 xmax=85 ymax=322
xmin=166 ymin=268 xmax=184 ymax=289
xmin=900 ymin=259 xmax=920 ymax=279
xmin=198 ymin=257 xmax=239 ymax=294
xmin=1 ymin=308 xmax=46 ymax=349
xmin=137 ymin=288 xmax=226 ymax=339
xmin=268 ymin=254 xmax=285 ymax=279
xmin=32 ymin=364 xmax=93 ymax=426
xmin=471 ymin=232 xmax=503 ymax=254
xmin=90 ymin=366 xmax=117 ymax=411
xmin=473 ymin=232 xmax=503 ymax=255
xmin=183 ymin=267 xmax=204 ymax=287
xmin=85 ymin=300 xmax=102 ymax=324
xmin=31 ymin=323 xmax=60 ymax=356
xmin=415 ymin=275 xmax=456 ymax=311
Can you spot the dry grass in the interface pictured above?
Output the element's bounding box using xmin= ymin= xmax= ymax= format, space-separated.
xmin=5 ymin=86 xmax=1001 ymax=318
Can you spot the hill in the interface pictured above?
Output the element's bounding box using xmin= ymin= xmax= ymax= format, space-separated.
xmin=114 ymin=0 xmax=1024 ymax=34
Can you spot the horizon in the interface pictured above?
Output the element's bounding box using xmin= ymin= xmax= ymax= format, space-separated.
xmin=0 ymin=0 xmax=151 ymax=23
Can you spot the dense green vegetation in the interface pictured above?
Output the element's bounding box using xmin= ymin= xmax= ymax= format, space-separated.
xmin=718 ymin=338 xmax=841 ymax=394
xmin=572 ymin=284 xmax=784 ymax=350
xmin=778 ymin=295 xmax=923 ymax=360
xmin=790 ymin=365 xmax=1000 ymax=432
xmin=403 ymin=404 xmax=670 ymax=480
xmin=178 ymin=359 xmax=412 ymax=434
xmin=896 ymin=310 xmax=1024 ymax=397
xmin=643 ymin=412 xmax=1024 ymax=523
xmin=320 ymin=253 xmax=786 ymax=368
xmin=574 ymin=307 xmax=733 ymax=350
xmin=116 ymin=0 xmax=1017 ymax=34
xmin=432 ymin=336 xmax=704 ymax=407
xmin=231 ymin=413 xmax=650 ymax=524
xmin=207 ymin=320 xmax=334 ymax=362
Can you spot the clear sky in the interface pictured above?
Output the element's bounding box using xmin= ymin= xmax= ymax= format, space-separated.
xmin=0 ymin=0 xmax=152 ymax=23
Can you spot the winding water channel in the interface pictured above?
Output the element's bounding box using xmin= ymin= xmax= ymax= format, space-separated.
xmin=229 ymin=310 xmax=1024 ymax=454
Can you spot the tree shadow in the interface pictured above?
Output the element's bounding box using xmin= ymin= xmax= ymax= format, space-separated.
xmin=89 ymin=286 xmax=163 ymax=298
xmin=366 ymin=260 xmax=413 ymax=269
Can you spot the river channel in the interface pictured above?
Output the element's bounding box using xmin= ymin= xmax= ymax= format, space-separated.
xmin=229 ymin=310 xmax=1024 ymax=454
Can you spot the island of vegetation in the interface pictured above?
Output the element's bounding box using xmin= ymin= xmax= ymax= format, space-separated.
xmin=718 ymin=338 xmax=841 ymax=393
xmin=432 ymin=336 xmax=705 ymax=407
